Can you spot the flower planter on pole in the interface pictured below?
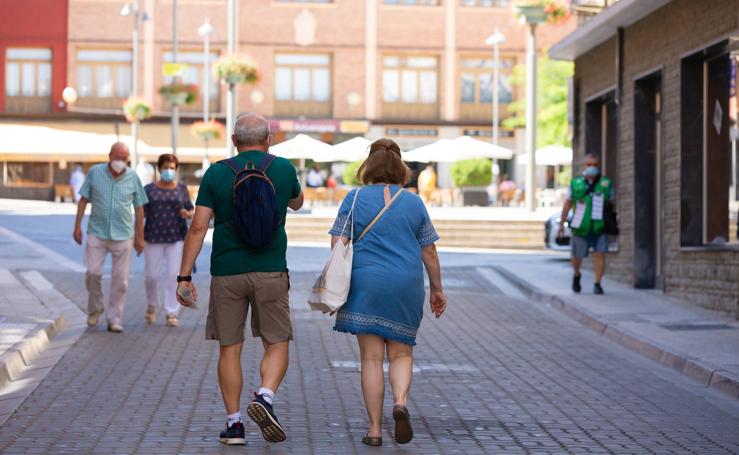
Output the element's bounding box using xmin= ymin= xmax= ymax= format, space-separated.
xmin=123 ymin=97 xmax=152 ymax=168
xmin=213 ymin=54 xmax=260 ymax=155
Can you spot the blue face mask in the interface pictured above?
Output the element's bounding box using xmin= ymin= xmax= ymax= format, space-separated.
xmin=160 ymin=169 xmax=176 ymax=182
xmin=583 ymin=166 xmax=599 ymax=177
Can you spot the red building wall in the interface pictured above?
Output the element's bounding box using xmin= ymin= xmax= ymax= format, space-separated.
xmin=0 ymin=0 xmax=68 ymax=113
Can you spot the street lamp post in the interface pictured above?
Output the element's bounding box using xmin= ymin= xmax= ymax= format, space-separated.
xmin=485 ymin=29 xmax=505 ymax=146
xmin=516 ymin=5 xmax=546 ymax=212
xmin=198 ymin=19 xmax=214 ymax=171
xmin=171 ymin=0 xmax=179 ymax=155
xmin=226 ymin=0 xmax=237 ymax=155
xmin=198 ymin=19 xmax=214 ymax=123
xmin=120 ymin=1 xmax=148 ymax=168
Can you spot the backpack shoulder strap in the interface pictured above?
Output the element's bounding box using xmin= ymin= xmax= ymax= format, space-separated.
xmin=258 ymin=154 xmax=277 ymax=173
xmin=217 ymin=157 xmax=241 ymax=175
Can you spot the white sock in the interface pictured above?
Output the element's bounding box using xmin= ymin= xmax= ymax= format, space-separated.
xmin=227 ymin=411 xmax=241 ymax=428
xmin=258 ymin=387 xmax=274 ymax=405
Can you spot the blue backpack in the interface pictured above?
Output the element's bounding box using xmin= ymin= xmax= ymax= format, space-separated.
xmin=219 ymin=155 xmax=280 ymax=249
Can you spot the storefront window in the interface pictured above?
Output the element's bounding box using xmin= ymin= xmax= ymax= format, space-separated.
xmin=4 ymin=162 xmax=52 ymax=187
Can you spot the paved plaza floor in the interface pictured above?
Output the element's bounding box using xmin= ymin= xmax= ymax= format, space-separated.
xmin=0 ymin=266 xmax=737 ymax=454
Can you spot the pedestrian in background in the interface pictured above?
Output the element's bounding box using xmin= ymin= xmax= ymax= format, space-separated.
xmin=558 ymin=153 xmax=614 ymax=294
xmin=143 ymin=153 xmax=194 ymax=327
xmin=69 ymin=165 xmax=85 ymax=203
xmin=306 ymin=163 xmax=324 ymax=188
xmin=73 ymin=142 xmax=147 ymax=333
xmin=329 ymin=138 xmax=446 ymax=447
xmin=177 ymin=113 xmax=304 ymax=446
xmin=417 ymin=164 xmax=437 ymax=204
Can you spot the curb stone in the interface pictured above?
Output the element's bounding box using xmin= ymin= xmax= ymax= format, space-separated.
xmin=0 ymin=314 xmax=65 ymax=389
xmin=493 ymin=265 xmax=739 ymax=401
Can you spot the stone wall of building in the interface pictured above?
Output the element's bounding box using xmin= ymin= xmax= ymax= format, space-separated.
xmin=573 ymin=0 xmax=739 ymax=313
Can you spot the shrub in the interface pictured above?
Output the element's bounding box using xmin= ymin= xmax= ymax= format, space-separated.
xmin=342 ymin=160 xmax=363 ymax=186
xmin=451 ymin=159 xmax=492 ymax=188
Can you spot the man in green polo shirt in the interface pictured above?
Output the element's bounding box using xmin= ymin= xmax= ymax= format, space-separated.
xmin=177 ymin=113 xmax=303 ymax=446
xmin=558 ymin=153 xmax=614 ymax=295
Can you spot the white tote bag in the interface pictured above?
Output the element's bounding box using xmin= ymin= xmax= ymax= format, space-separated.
xmin=308 ymin=188 xmax=404 ymax=313
xmin=308 ymin=189 xmax=360 ymax=313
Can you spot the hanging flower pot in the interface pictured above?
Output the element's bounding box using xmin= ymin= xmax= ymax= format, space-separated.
xmin=159 ymin=83 xmax=199 ymax=106
xmin=191 ymin=119 xmax=225 ymax=142
xmin=122 ymin=97 xmax=152 ymax=123
xmin=516 ymin=0 xmax=569 ymax=24
xmin=213 ymin=54 xmax=260 ymax=86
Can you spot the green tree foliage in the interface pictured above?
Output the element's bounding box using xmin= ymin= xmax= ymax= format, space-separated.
xmin=502 ymin=57 xmax=573 ymax=148
xmin=451 ymin=159 xmax=493 ymax=187
xmin=342 ymin=160 xmax=363 ymax=186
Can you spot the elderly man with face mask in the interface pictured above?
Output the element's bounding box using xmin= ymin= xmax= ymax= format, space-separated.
xmin=558 ymin=153 xmax=614 ymax=295
xmin=73 ymin=142 xmax=148 ymax=333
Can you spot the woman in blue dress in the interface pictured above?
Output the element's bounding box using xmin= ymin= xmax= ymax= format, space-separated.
xmin=328 ymin=138 xmax=447 ymax=446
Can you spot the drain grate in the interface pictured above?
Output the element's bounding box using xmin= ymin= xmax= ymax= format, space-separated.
xmin=660 ymin=323 xmax=734 ymax=331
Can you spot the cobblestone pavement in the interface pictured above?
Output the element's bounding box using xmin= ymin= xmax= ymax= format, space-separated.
xmin=0 ymin=266 xmax=738 ymax=454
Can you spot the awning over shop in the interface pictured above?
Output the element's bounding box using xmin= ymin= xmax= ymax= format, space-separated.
xmin=0 ymin=124 xmax=221 ymax=163
xmin=549 ymin=0 xmax=671 ymax=61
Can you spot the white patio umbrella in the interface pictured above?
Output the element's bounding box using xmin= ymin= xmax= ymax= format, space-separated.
xmin=516 ymin=144 xmax=573 ymax=166
xmin=402 ymin=138 xmax=454 ymax=163
xmin=269 ymin=133 xmax=336 ymax=162
xmin=403 ymin=136 xmax=513 ymax=163
xmin=321 ymin=136 xmax=372 ymax=163
xmin=452 ymin=136 xmax=513 ymax=160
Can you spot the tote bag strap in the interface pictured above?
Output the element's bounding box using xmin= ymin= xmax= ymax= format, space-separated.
xmin=337 ymin=188 xmax=361 ymax=242
xmin=355 ymin=188 xmax=404 ymax=243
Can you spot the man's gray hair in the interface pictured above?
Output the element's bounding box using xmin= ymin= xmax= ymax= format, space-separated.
xmin=233 ymin=112 xmax=270 ymax=147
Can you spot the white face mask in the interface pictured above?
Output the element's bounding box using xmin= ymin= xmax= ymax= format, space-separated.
xmin=110 ymin=160 xmax=127 ymax=173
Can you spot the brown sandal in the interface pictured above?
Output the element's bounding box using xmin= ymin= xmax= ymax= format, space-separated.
xmin=392 ymin=404 xmax=413 ymax=444
xmin=362 ymin=433 xmax=382 ymax=446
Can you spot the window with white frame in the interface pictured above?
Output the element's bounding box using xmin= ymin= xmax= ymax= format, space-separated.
xmin=274 ymin=53 xmax=331 ymax=102
xmin=383 ymin=0 xmax=439 ymax=5
xmin=5 ymin=48 xmax=52 ymax=98
xmin=460 ymin=0 xmax=509 ymax=6
xmin=76 ymin=50 xmax=132 ymax=98
xmin=383 ymin=56 xmax=438 ymax=104
xmin=163 ymin=51 xmax=219 ymax=99
xmin=460 ymin=57 xmax=513 ymax=105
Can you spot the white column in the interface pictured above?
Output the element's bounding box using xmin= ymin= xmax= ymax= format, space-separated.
xmin=131 ymin=0 xmax=141 ymax=167
xmin=524 ymin=24 xmax=537 ymax=212
xmin=226 ymin=0 xmax=237 ymax=155
xmin=492 ymin=40 xmax=500 ymax=145
xmin=364 ymin=0 xmax=377 ymax=120
xmin=443 ymin=0 xmax=455 ymax=121
xmin=143 ymin=0 xmax=155 ymax=104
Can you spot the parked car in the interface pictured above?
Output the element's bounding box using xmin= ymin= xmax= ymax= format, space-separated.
xmin=544 ymin=210 xmax=572 ymax=251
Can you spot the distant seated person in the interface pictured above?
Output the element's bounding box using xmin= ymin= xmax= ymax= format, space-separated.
xmin=306 ymin=164 xmax=324 ymax=188
xmin=498 ymin=174 xmax=517 ymax=206
xmin=417 ymin=165 xmax=437 ymax=204
xmin=327 ymin=175 xmax=337 ymax=189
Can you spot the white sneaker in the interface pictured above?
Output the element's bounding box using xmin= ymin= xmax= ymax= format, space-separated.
xmin=107 ymin=323 xmax=124 ymax=333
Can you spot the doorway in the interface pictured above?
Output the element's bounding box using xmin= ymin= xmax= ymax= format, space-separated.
xmin=633 ymin=72 xmax=662 ymax=289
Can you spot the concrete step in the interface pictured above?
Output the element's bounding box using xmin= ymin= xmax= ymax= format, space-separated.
xmin=284 ymin=216 xmax=545 ymax=249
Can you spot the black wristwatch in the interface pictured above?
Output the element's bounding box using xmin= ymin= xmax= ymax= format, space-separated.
xmin=177 ymin=275 xmax=192 ymax=282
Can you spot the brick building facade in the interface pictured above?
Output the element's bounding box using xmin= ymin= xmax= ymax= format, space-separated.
xmin=551 ymin=0 xmax=739 ymax=314
xmin=0 ymin=0 xmax=574 ymax=199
